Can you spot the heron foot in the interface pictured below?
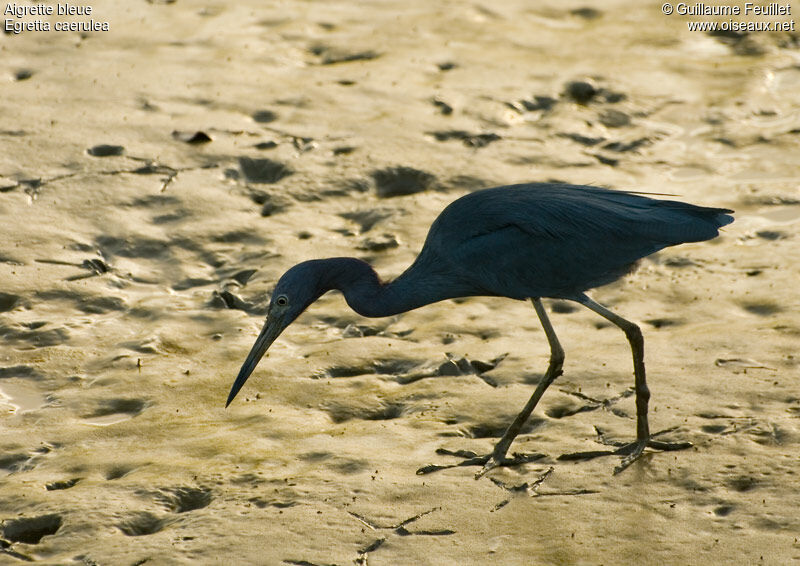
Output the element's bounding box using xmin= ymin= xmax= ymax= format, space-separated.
xmin=415 ymin=448 xmax=546 ymax=478
xmin=558 ymin=428 xmax=692 ymax=474
xmin=611 ymin=438 xmax=693 ymax=475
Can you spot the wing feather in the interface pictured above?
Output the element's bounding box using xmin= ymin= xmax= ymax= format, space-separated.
xmin=417 ymin=183 xmax=732 ymax=298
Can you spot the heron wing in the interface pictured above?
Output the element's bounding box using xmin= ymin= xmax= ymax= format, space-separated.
xmin=420 ymin=183 xmax=732 ymax=298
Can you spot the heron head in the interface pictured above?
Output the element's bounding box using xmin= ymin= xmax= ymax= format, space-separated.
xmin=225 ymin=261 xmax=327 ymax=407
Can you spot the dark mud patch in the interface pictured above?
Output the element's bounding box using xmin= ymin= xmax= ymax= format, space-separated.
xmin=713 ymin=504 xmax=735 ymax=517
xmin=2 ymin=514 xmax=62 ymax=544
xmin=96 ymin=235 xmax=171 ymax=259
xmin=432 ymin=97 xmax=454 ymax=115
xmin=34 ymin=289 xmax=126 ymax=314
xmin=0 ymin=293 xmax=22 ymax=312
xmin=0 ymin=365 xmax=43 ymax=379
xmin=0 ymin=453 xmax=29 ymax=473
xmin=562 ymin=79 xmax=626 ymax=104
xmin=341 ymin=323 xmax=391 ymax=338
xmin=117 ymin=512 xmax=170 ymax=536
xmin=105 ymin=465 xmax=136 ymax=481
xmin=129 ymin=163 xmax=179 ymax=179
xmin=644 ymin=317 xmax=683 ymax=329
xmin=230 ymin=269 xmax=257 ymax=286
xmin=512 ymin=95 xmax=558 ymax=112
xmin=327 ymin=457 xmax=370 ymax=475
xmin=445 ymin=175 xmax=489 ymax=192
xmin=171 ymin=130 xmax=212 ymax=144
xmin=173 ymin=277 xmax=216 ymax=291
xmin=754 ymin=230 xmax=788 ymax=241
xmin=332 ymin=145 xmax=356 ymax=155
xmin=229 ymin=472 xmax=268 ymax=487
xmin=709 ymin=29 xmax=768 ymax=56
xmin=700 ymin=424 xmax=728 ymax=434
xmin=298 ymin=451 xmax=333 ymax=462
xmin=373 ymin=358 xmax=424 ymax=375
xmin=45 ymin=478 xmax=81 ymax=491
xmin=357 ymin=234 xmax=398 ymax=252
xmin=75 ymin=295 xmax=127 ymax=314
xmin=740 ymin=301 xmax=783 ymax=316
xmin=571 ymin=7 xmax=603 ymax=19
xmin=550 ymin=300 xmax=579 ymax=314
xmin=84 ymin=398 xmax=147 ymax=419
xmin=316 ymin=365 xmax=374 ymax=379
xmin=371 ymin=166 xmax=437 ymax=198
xmin=439 ymin=354 xmax=505 ymax=376
xmin=598 ymin=109 xmax=631 ymax=128
xmin=309 ymin=44 xmax=380 ymax=65
xmin=127 ymin=194 xmax=181 ymax=207
xmin=87 ymin=144 xmax=124 ymax=157
xmin=239 ymin=157 xmax=293 ymax=184
xmin=329 ymin=177 xmax=371 ymax=196
xmin=0 ymin=323 xmax=70 ymax=348
xmin=545 ymin=400 xmax=597 ymax=419
xmin=252 ymin=109 xmax=278 ymax=123
xmin=339 ymin=208 xmax=395 ymax=233
xmin=463 ymin=416 xmax=545 ymax=439
xmin=740 ymin=194 xmax=800 ymax=206
xmin=254 ymin=140 xmax=278 ymax=150
xmin=13 ymin=68 xmax=34 ymax=81
xmin=151 ymin=487 xmax=213 ymax=513
xmin=427 ymin=130 xmax=501 ymax=148
xmin=247 ymin=497 xmax=297 ymax=509
xmin=246 ymin=188 xmax=291 ymax=216
xmin=560 ymin=132 xmax=606 ymax=146
xmin=395 ymin=354 xmax=506 ymax=385
xmin=316 ymin=357 xmax=424 ymax=380
xmin=207 ymin=290 xmax=263 ymax=314
xmin=211 ymin=229 xmax=269 ymax=245
xmin=0 ymin=253 xmax=24 ymax=264
xmin=563 ymin=80 xmax=598 ymax=104
xmin=727 ymin=475 xmax=760 ymax=492
xmin=662 ymin=256 xmax=698 ymax=268
xmin=322 ymin=401 xmax=406 ymax=423
xmin=602 ymin=137 xmax=651 ymax=152
xmin=152 ymin=209 xmax=191 ymax=224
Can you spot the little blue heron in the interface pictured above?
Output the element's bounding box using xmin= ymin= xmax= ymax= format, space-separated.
xmin=226 ymin=183 xmax=733 ymax=476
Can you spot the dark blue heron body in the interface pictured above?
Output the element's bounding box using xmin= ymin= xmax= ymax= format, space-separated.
xmin=381 ymin=183 xmax=732 ymax=304
xmin=227 ymin=182 xmax=733 ymax=475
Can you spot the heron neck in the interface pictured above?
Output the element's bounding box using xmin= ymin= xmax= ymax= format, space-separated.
xmin=320 ymin=257 xmax=453 ymax=318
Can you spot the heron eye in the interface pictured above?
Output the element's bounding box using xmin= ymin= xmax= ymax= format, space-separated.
xmin=275 ymin=295 xmax=289 ymax=307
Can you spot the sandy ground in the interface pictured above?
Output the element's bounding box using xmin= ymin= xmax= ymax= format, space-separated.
xmin=1 ymin=0 xmax=799 ymax=564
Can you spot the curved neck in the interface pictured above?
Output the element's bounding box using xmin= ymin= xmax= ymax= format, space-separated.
xmin=316 ymin=257 xmax=455 ymax=318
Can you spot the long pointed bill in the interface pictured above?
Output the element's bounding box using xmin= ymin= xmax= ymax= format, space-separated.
xmin=226 ymin=318 xmax=284 ymax=407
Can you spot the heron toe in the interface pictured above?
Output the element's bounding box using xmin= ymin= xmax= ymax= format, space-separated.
xmin=415 ymin=449 xmax=546 ymax=477
xmin=612 ymin=438 xmax=694 ymax=475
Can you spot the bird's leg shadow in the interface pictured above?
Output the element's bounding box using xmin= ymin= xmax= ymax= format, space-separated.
xmin=347 ymin=507 xmax=455 ymax=565
xmin=558 ymin=386 xmax=634 ymax=418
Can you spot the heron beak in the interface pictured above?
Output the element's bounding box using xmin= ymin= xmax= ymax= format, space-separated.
xmin=225 ymin=317 xmax=285 ymax=407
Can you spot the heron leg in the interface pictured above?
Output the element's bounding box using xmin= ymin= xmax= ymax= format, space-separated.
xmin=576 ymin=294 xmax=691 ymax=474
xmin=475 ymin=297 xmax=565 ymax=479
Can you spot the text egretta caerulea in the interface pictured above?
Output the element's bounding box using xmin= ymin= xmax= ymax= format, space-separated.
xmin=226 ymin=183 xmax=734 ymax=476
